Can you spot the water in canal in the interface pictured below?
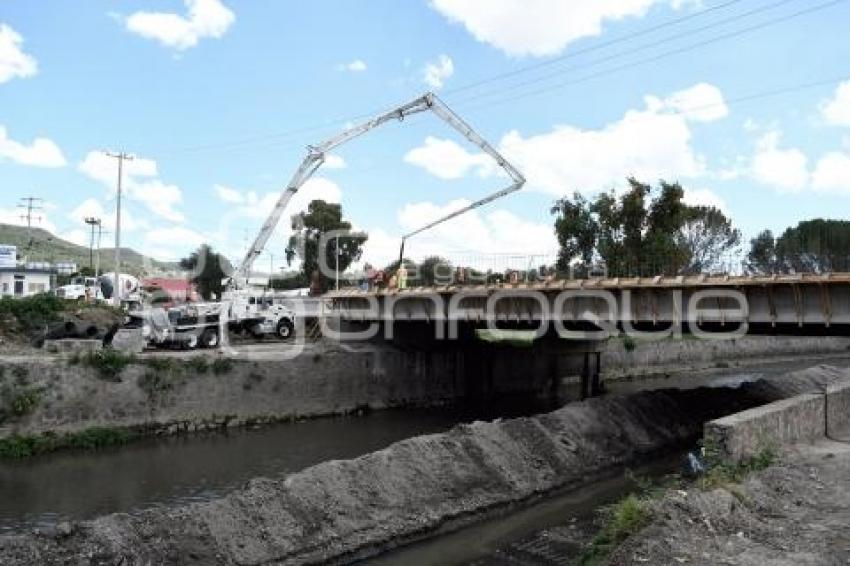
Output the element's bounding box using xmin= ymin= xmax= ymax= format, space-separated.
xmin=0 ymin=398 xmax=557 ymax=534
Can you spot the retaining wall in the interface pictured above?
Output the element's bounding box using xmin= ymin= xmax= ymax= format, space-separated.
xmin=705 ymin=374 xmax=850 ymax=463
xmin=602 ymin=335 xmax=850 ymax=377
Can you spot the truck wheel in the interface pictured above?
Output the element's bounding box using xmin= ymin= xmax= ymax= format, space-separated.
xmin=201 ymin=329 xmax=220 ymax=348
xmin=276 ymin=319 xmax=294 ymax=340
xmin=186 ymin=333 xmax=199 ymax=350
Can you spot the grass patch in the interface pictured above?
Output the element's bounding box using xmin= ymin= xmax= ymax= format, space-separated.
xmin=212 ymin=358 xmax=234 ymax=375
xmin=80 ymin=349 xmax=136 ymax=381
xmin=186 ymin=356 xmax=210 ymax=374
xmin=580 ymin=494 xmax=653 ymax=565
xmin=137 ymin=371 xmax=174 ymax=400
xmin=699 ymin=445 xmax=778 ymax=490
xmin=0 ymin=427 xmax=138 ymax=460
xmin=475 ymin=329 xmax=536 ymax=348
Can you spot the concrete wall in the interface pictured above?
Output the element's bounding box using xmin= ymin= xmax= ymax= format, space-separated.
xmin=602 ymin=336 xmax=850 ymax=378
xmin=705 ymin=376 xmax=850 ymax=463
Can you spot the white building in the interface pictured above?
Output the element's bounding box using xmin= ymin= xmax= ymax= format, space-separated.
xmin=0 ymin=267 xmax=56 ymax=297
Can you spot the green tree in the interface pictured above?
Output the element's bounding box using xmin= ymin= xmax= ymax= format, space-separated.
xmin=285 ymin=200 xmax=367 ymax=293
xmin=678 ymin=206 xmax=741 ymax=274
xmin=550 ymin=192 xmax=596 ymax=272
xmin=747 ymin=229 xmax=777 ymax=274
xmin=775 ymin=219 xmax=850 ymax=272
xmin=179 ymin=244 xmax=230 ymax=300
xmin=551 ymin=178 xmax=740 ymax=277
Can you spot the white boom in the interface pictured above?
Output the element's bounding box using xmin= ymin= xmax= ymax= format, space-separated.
xmin=228 ymin=91 xmax=525 ymax=290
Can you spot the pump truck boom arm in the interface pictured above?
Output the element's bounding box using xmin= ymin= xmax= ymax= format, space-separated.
xmin=228 ymin=92 xmax=525 ymax=290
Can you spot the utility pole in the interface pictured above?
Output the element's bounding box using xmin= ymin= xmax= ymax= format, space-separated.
xmin=105 ymin=151 xmax=133 ymax=304
xmin=335 ymin=234 xmax=340 ymax=291
xmin=85 ymin=217 xmax=100 ymax=271
xmin=95 ymin=226 xmax=109 ymax=278
xmin=18 ymin=197 xmax=43 ymax=243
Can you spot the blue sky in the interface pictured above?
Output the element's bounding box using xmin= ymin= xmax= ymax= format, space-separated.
xmin=2 ymin=0 xmax=850 ymax=272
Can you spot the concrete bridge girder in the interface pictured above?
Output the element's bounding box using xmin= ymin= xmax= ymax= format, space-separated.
xmin=326 ymin=279 xmax=850 ymax=332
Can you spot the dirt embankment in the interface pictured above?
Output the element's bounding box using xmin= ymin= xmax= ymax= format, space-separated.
xmin=0 ymin=383 xmax=783 ymax=565
xmin=610 ymin=439 xmax=850 ymax=565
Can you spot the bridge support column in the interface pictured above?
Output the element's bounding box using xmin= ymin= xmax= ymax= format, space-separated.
xmin=580 ymin=351 xmax=603 ymax=399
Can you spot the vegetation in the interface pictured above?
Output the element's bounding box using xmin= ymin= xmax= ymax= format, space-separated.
xmin=0 ymin=427 xmax=138 ymax=460
xmin=699 ymin=445 xmax=778 ymax=489
xmin=180 ymin=244 xmax=232 ymax=300
xmin=580 ymin=494 xmax=653 ymax=565
xmin=79 ymin=349 xmax=136 ymax=381
xmin=285 ymin=200 xmax=368 ymax=293
xmin=0 ymin=293 xmax=65 ymax=334
xmin=622 ymin=335 xmax=636 ymax=352
xmin=212 ymin=358 xmax=234 ymax=375
xmin=551 ymin=179 xmax=740 ymax=277
xmin=747 ymin=219 xmax=850 ymax=273
xmin=137 ymin=371 xmax=174 ymax=399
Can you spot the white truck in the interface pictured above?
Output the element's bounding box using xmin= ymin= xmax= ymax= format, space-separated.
xmin=139 ymin=289 xmax=296 ymax=349
xmin=55 ymin=273 xmax=141 ymax=306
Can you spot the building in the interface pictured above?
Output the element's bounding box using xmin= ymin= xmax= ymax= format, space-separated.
xmin=0 ymin=266 xmax=56 ymax=297
xmin=54 ymin=261 xmax=78 ymax=276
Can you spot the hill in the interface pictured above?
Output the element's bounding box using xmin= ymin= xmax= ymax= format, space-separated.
xmin=0 ymin=224 xmax=179 ymax=276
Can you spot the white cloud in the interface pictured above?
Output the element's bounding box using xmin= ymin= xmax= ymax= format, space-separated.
xmin=430 ymin=0 xmax=672 ymax=57
xmin=0 ymin=24 xmax=37 ymax=83
xmin=423 ymin=54 xmax=454 ymax=89
xmin=125 ymin=0 xmax=235 ymax=50
xmin=405 ymin=84 xmax=722 ymax=195
xmin=58 ymin=229 xmax=89 ymax=248
xmin=750 ymin=131 xmax=809 ymax=192
xmin=404 ymin=136 xmax=491 ymax=179
xmin=337 ymin=59 xmax=367 ymax=72
xmin=78 ymin=151 xmax=184 ymax=222
xmin=361 ymin=198 xmax=557 ymax=267
xmin=821 ymin=81 xmax=850 ymax=127
xmin=323 ymin=153 xmax=347 ymax=169
xmin=69 ymin=198 xmax=147 ymax=233
xmin=0 ymin=126 xmax=66 ymax=168
xmin=682 ymin=188 xmax=728 ymax=214
xmin=214 ymin=184 xmax=244 ymax=204
xmin=812 ymin=151 xmax=850 ymax=194
xmin=650 ymin=82 xmax=728 ymax=123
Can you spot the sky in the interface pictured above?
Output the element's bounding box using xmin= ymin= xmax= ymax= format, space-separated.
xmin=2 ymin=0 xmax=850 ymax=274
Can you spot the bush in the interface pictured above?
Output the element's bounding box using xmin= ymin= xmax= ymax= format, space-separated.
xmin=81 ymin=349 xmax=136 ymax=381
xmin=137 ymin=371 xmax=173 ymax=399
xmin=0 ymin=293 xmax=65 ymax=333
xmin=186 ymin=356 xmax=210 ymax=374
xmin=212 ymin=358 xmax=234 ymax=375
xmin=622 ymin=335 xmax=636 ymax=352
xmin=581 ymin=494 xmax=652 ymax=565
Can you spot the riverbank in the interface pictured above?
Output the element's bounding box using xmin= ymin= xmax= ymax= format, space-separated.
xmin=608 ymin=436 xmax=850 ymax=565
xmin=0 ymin=379 xmax=802 ymax=565
xmin=2 ymin=335 xmax=846 ymax=458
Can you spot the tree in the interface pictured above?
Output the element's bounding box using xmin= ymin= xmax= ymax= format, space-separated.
xmin=775 ymin=219 xmax=850 ymax=272
xmin=678 ymin=206 xmax=741 ymax=274
xmin=285 ymin=200 xmax=367 ymax=293
xmin=550 ymin=193 xmax=596 ymax=272
xmin=180 ymin=244 xmax=230 ymax=300
xmin=747 ymin=230 xmax=777 ymax=274
xmin=551 ymin=178 xmax=741 ymax=277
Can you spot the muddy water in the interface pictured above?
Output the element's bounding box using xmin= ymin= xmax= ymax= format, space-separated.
xmin=364 ymin=455 xmax=683 ymax=566
xmin=0 ymin=398 xmax=561 ymax=534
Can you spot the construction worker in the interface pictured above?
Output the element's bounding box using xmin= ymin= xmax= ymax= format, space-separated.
xmin=397 ymin=264 xmax=408 ymax=289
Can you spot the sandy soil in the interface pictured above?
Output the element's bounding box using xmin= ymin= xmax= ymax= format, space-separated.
xmin=611 ymin=436 xmax=850 ymax=565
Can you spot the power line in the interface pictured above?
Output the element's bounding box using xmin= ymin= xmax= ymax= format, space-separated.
xmin=449 ymin=0 xmax=802 ymax=106
xmin=443 ymin=0 xmax=749 ymax=96
xmin=450 ymin=0 xmax=848 ymax=112
xmin=161 ymin=0 xmax=770 ymax=154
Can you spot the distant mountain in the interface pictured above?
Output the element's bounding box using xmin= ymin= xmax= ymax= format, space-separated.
xmin=0 ymin=224 xmax=179 ymax=276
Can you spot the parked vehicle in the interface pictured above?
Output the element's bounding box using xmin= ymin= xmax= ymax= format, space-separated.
xmin=138 ymin=290 xmax=296 ymax=349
